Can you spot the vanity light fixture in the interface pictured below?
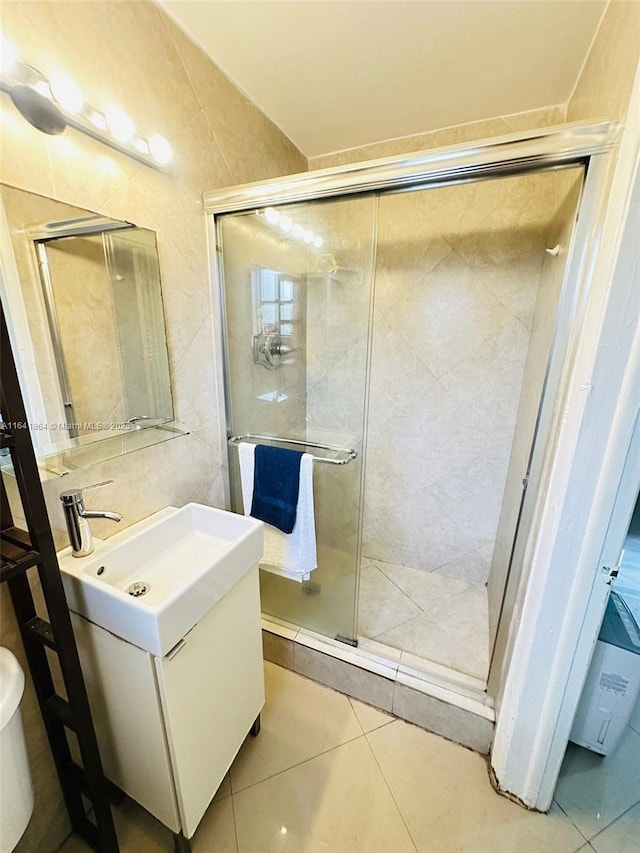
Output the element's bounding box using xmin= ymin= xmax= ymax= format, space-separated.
xmin=50 ymin=75 xmax=84 ymax=114
xmin=105 ymin=107 xmax=134 ymax=144
xmin=261 ymin=207 xmax=324 ymax=249
xmin=0 ymin=37 xmax=172 ymax=169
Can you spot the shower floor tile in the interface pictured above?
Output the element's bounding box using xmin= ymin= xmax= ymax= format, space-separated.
xmin=357 ymin=560 xmax=423 ymax=636
xmin=358 ymin=558 xmax=490 ymax=681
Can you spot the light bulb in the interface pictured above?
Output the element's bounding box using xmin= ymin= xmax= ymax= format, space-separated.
xmin=89 ymin=109 xmax=107 ymax=130
xmin=303 ymin=229 xmax=314 ymax=244
xmin=149 ymin=134 xmax=172 ymax=165
xmin=264 ymin=207 xmax=280 ymax=224
xmin=292 ymin=223 xmax=304 ymax=239
xmin=312 ymin=235 xmax=324 ymax=248
xmin=134 ymin=136 xmax=149 ymax=155
xmin=0 ymin=37 xmax=18 ymax=75
xmin=106 ymin=107 xmax=134 ymax=143
xmin=51 ymin=75 xmax=84 ymax=114
xmin=280 ymin=215 xmax=293 ymax=233
xmin=32 ymin=78 xmax=51 ymax=99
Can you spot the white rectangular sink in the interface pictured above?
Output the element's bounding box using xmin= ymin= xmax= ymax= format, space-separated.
xmin=59 ymin=503 xmax=263 ymax=656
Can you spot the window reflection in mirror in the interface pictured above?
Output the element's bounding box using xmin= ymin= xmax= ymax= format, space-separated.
xmin=0 ymin=184 xmax=178 ymax=468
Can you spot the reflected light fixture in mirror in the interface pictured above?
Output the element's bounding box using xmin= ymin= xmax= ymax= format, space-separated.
xmin=262 ymin=207 xmax=324 ymax=248
xmin=0 ymin=36 xmax=172 ymax=169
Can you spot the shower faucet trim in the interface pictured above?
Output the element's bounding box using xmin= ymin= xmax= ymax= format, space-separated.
xmin=252 ymin=331 xmax=295 ymax=369
xmin=60 ymin=479 xmax=123 ymax=558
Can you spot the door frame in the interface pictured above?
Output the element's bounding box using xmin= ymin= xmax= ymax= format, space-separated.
xmin=490 ymin=68 xmax=640 ymax=809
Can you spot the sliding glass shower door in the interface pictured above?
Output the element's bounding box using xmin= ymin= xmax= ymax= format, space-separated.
xmin=217 ymin=195 xmax=377 ymax=642
xmin=217 ymin=166 xmax=585 ymax=666
xmin=358 ymin=168 xmax=584 ymax=680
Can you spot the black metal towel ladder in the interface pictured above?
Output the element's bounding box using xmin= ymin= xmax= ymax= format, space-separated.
xmin=0 ymin=303 xmax=119 ymax=852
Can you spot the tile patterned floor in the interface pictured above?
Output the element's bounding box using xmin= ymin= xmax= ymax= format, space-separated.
xmin=357 ymin=558 xmax=490 ymax=680
xmin=59 ymin=662 xmax=640 ymax=853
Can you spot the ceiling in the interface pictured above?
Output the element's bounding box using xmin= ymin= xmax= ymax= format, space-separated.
xmin=159 ymin=1 xmax=607 ymax=158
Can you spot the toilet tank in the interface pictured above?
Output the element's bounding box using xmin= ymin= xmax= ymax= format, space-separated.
xmin=0 ymin=647 xmax=34 ymax=852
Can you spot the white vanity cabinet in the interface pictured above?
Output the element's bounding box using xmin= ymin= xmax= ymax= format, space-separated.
xmin=70 ymin=564 xmax=264 ymax=839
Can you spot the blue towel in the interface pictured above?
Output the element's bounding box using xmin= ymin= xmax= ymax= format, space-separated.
xmin=251 ymin=445 xmax=304 ymax=534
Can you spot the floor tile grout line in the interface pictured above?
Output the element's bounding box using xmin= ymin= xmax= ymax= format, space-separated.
xmin=373 ymin=557 xmax=478 ymax=617
xmin=347 ymin=696 xmax=397 ymax=736
xmin=229 ymin=730 xmax=369 ymax=796
xmin=370 ymin=611 xmax=427 ymax=643
xmin=213 ymin=784 xmax=232 ymax=803
xmin=358 ymin=719 xmax=397 ymax=736
xmin=365 ymin=559 xmax=429 ymax=614
xmin=348 ymin=697 xmax=367 ymax=735
xmin=362 ymin=727 xmax=420 ymax=853
xmin=586 ymin=797 xmax=640 ymax=846
xmin=553 ymin=797 xmax=591 ymax=843
xmin=229 ymin=785 xmax=241 ymax=853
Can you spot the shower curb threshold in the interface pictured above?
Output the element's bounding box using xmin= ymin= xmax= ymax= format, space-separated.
xmin=261 ymin=615 xmax=495 ymax=755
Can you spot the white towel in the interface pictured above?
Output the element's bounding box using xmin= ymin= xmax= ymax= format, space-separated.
xmin=238 ymin=442 xmax=317 ymax=582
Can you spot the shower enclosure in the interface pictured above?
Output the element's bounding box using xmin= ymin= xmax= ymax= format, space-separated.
xmin=207 ymin=122 xmax=615 ymax=693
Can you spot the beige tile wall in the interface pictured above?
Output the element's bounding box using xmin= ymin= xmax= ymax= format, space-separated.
xmin=0 ymin=2 xmax=305 ymax=851
xmin=304 ymin=104 xmax=574 ymax=588
xmin=303 ymin=195 xmax=377 ymax=558
xmin=309 ymin=105 xmax=566 ymax=171
xmin=362 ymin=172 xmax=562 ymax=583
xmin=45 ymin=236 xmax=125 ymax=432
xmin=218 ymin=214 xmax=309 ymax=445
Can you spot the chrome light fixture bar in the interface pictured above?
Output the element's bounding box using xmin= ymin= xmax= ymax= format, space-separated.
xmin=0 ymin=38 xmax=172 ymax=170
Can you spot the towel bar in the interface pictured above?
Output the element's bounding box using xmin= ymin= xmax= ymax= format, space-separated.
xmin=227 ymin=434 xmax=357 ymax=466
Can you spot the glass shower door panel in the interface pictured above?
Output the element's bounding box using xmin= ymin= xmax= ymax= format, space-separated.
xmin=360 ymin=168 xmax=584 ymax=681
xmin=218 ymin=195 xmax=376 ymax=641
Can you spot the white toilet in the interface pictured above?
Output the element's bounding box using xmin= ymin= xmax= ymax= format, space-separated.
xmin=0 ymin=647 xmax=34 ymax=852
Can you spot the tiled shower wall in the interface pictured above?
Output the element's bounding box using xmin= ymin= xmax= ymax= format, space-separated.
xmin=488 ymin=170 xmax=584 ymax=642
xmin=304 ymin=196 xmax=377 ymax=557
xmin=362 ymin=173 xmax=563 ymax=584
xmin=218 ymin=216 xmax=308 ymax=451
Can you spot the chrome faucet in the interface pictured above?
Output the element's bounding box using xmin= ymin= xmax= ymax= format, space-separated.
xmin=60 ymin=480 xmax=123 ymax=558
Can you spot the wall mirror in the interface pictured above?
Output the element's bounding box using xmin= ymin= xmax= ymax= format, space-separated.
xmin=0 ymin=184 xmax=186 ymax=477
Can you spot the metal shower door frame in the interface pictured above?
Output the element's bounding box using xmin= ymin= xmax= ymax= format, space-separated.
xmin=204 ymin=118 xmax=619 ymax=687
